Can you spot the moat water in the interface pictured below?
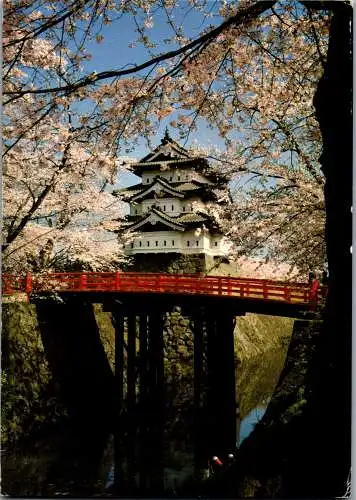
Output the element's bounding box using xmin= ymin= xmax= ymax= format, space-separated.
xmin=1 ymin=347 xmax=288 ymax=497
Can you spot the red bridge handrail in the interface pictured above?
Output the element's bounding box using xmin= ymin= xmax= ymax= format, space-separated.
xmin=1 ymin=272 xmax=327 ymax=306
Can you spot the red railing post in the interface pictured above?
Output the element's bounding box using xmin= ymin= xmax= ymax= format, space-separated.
xmin=79 ymin=273 xmax=87 ymax=290
xmin=195 ymin=276 xmax=200 ymax=294
xmin=284 ymin=287 xmax=291 ymax=303
xmin=227 ymin=277 xmax=232 ymax=296
xmin=25 ymin=272 xmax=32 ymax=294
xmin=3 ymin=276 xmax=13 ymax=295
xmin=263 ymin=282 xmax=268 ymax=300
xmin=240 ymin=284 xmax=244 ymax=298
xmin=309 ymin=279 xmax=319 ymax=310
xmin=116 ymin=272 xmax=121 ymax=291
xmin=158 ymin=275 xmax=163 ymax=293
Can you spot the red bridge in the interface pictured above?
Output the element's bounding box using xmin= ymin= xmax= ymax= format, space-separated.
xmin=2 ymin=272 xmax=325 ymax=306
xmin=1 ymin=270 xmax=326 ymax=482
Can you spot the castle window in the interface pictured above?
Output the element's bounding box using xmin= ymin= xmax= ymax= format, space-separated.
xmin=155 ymin=241 xmax=158 ymax=246
xmin=171 ymin=205 xmax=174 ymax=211
xmin=146 ymin=178 xmax=150 ymax=183
xmin=147 ymin=241 xmax=150 ymax=247
xmin=131 ymin=243 xmax=134 ymax=248
xmin=172 ymin=240 xmax=175 ymax=246
xmin=183 ymin=206 xmax=186 ymax=212
xmin=163 ymin=205 xmax=166 ymax=211
xmin=178 ymin=176 xmax=181 ymax=180
xmin=170 ymin=176 xmax=173 ymax=181
xmin=139 ymin=241 xmax=142 ymax=247
xmin=214 ymin=242 xmax=218 ymax=247
xmin=164 ymin=241 xmax=167 ymax=246
xmin=187 ymin=241 xmax=190 ymax=247
xmin=196 ymin=241 xmax=199 ymax=246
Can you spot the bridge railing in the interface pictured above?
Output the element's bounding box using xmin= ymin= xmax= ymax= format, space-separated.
xmin=1 ymin=272 xmax=326 ymax=306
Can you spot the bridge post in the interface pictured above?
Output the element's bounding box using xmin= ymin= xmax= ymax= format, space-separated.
xmin=3 ymin=276 xmax=13 ymax=295
xmin=146 ymin=311 xmax=165 ymax=494
xmin=133 ymin=309 xmax=165 ymax=495
xmin=206 ymin=310 xmax=237 ymax=460
xmin=215 ymin=314 xmax=237 ymax=457
xmin=126 ymin=312 xmax=138 ymax=488
xmin=79 ymin=273 xmax=87 ymax=290
xmin=25 ymin=272 xmax=32 ymax=294
xmin=192 ymin=307 xmax=209 ymax=477
xmin=138 ymin=313 xmax=149 ymax=492
xmin=111 ymin=309 xmax=125 ymax=492
xmin=115 ymin=272 xmax=121 ymax=291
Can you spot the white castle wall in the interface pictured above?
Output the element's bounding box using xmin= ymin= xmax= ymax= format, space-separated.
xmin=141 ymin=169 xmax=212 ymax=185
xmin=125 ymin=163 xmax=228 ymax=259
xmin=130 ymin=197 xmax=205 ymax=216
xmin=123 ymin=230 xmax=228 ymax=256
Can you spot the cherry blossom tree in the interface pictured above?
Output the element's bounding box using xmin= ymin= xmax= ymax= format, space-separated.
xmin=3 ymin=0 xmax=132 ymax=271
xmin=2 ymin=88 xmax=129 ymax=271
xmin=2 ymin=0 xmax=352 ymax=495
xmin=3 ymin=0 xmax=333 ymax=274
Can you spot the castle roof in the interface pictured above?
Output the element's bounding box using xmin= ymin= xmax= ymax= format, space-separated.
xmin=124 ymin=208 xmax=187 ymax=232
xmin=116 ymin=177 xmax=220 ymax=203
xmin=115 ymin=207 xmax=219 ymax=233
xmin=127 ymin=176 xmax=185 ymax=202
xmin=123 ymin=131 xmax=228 ymax=184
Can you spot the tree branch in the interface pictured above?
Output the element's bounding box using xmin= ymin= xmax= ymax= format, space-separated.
xmin=4 ymin=1 xmax=276 ymax=100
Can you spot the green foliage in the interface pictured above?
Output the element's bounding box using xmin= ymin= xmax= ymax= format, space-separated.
xmin=237 ymin=347 xmax=290 ymax=421
xmin=228 ymin=320 xmax=322 ymax=498
xmin=93 ymin=304 xmax=115 ymax=373
xmin=235 ymin=314 xmax=295 ymax=360
xmin=1 ymin=303 xmax=67 ymax=447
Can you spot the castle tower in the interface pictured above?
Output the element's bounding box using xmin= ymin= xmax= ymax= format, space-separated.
xmin=117 ymin=131 xmax=231 ymax=273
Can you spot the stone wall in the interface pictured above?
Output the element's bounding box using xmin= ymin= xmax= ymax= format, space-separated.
xmin=129 ymin=252 xmax=213 ymax=274
xmin=2 ymin=301 xmax=117 ymax=448
xmin=1 ymin=303 xmax=67 ymax=447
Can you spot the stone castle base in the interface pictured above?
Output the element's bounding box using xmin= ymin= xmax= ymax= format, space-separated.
xmin=127 ymin=252 xmax=216 ymax=274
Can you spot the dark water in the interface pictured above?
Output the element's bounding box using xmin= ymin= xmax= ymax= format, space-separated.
xmin=1 ymin=347 xmax=287 ymax=497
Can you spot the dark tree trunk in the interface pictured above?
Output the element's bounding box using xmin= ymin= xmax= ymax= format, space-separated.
xmin=305 ymin=2 xmax=352 ymax=495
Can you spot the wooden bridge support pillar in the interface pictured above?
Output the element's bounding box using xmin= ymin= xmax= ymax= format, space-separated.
xmin=111 ymin=305 xmax=165 ymax=496
xmin=138 ymin=313 xmax=149 ymax=492
xmin=35 ymin=298 xmax=115 ymax=429
xmin=126 ymin=312 xmax=137 ymax=489
xmin=111 ymin=309 xmax=125 ymax=493
xmin=145 ymin=311 xmax=165 ymax=494
xmin=191 ymin=307 xmax=237 ymax=471
xmin=35 ymin=298 xmax=116 ymax=485
xmin=207 ymin=312 xmax=237 ymax=460
xmin=192 ymin=308 xmax=209 ymax=476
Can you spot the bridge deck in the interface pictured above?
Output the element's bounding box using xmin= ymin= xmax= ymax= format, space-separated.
xmin=2 ymin=272 xmax=325 ymax=307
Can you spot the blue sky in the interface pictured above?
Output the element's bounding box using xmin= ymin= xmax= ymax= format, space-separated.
xmin=79 ymin=3 xmax=235 ymax=186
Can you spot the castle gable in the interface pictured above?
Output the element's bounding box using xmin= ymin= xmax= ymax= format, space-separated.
xmin=126 ymin=208 xmax=186 ymax=232
xmin=130 ymin=177 xmax=185 ymax=202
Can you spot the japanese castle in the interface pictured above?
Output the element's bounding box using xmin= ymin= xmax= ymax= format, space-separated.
xmin=116 ymin=131 xmax=231 ymax=270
